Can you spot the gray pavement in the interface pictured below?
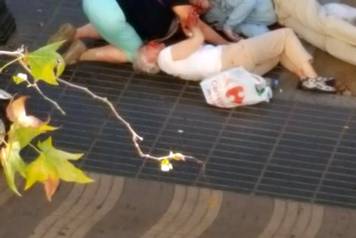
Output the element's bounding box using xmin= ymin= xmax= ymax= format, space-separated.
xmin=2 ymin=173 xmax=356 ymax=238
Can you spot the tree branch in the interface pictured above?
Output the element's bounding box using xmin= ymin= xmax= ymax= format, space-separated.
xmin=0 ymin=48 xmax=204 ymax=171
xmin=58 ymin=78 xmax=203 ymax=167
xmin=0 ymin=46 xmax=24 ymax=57
xmin=18 ymin=60 xmax=66 ymax=115
xmin=0 ymin=56 xmax=23 ymax=73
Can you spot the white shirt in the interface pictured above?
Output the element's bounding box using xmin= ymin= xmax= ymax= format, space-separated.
xmin=157 ymin=45 xmax=223 ymax=81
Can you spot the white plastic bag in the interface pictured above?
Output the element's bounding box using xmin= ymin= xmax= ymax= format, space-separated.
xmin=200 ymin=67 xmax=273 ymax=108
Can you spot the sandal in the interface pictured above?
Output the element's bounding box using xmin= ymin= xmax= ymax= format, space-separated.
xmin=47 ymin=23 xmax=76 ymax=45
xmin=299 ymin=76 xmax=336 ymax=93
xmin=62 ymin=39 xmax=87 ymax=65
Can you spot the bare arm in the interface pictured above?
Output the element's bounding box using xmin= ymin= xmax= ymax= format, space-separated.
xmin=170 ymin=27 xmax=204 ymax=61
xmin=197 ymin=18 xmax=229 ymax=44
xmin=172 ymin=5 xmax=229 ymax=45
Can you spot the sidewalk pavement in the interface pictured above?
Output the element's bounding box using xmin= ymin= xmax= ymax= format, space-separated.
xmin=1 ymin=172 xmax=356 ymax=238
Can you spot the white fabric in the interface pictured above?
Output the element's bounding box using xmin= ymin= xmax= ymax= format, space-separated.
xmin=200 ymin=67 xmax=272 ymax=108
xmin=273 ymin=0 xmax=356 ymax=65
xmin=157 ymin=45 xmax=223 ymax=81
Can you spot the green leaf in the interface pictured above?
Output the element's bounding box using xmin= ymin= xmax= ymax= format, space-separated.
xmin=25 ymin=137 xmax=92 ymax=191
xmin=39 ymin=137 xmax=83 ymax=161
xmin=12 ymin=75 xmax=26 ymax=85
xmin=56 ymin=56 xmax=65 ymax=78
xmin=24 ymin=154 xmax=56 ymax=190
xmin=0 ymin=142 xmax=26 ymax=196
xmin=24 ymin=41 xmax=66 ymax=85
xmin=8 ymin=123 xmax=57 ymax=149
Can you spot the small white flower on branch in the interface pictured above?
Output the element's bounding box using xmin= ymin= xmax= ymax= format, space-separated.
xmin=16 ymin=73 xmax=28 ymax=81
xmin=160 ymin=159 xmax=173 ymax=172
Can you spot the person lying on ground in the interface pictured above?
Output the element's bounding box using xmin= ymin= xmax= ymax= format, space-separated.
xmin=192 ymin=0 xmax=277 ymax=39
xmin=133 ymin=12 xmax=336 ymax=93
xmin=48 ymin=0 xmax=229 ymax=65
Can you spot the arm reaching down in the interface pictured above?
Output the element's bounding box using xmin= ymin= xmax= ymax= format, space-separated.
xmin=170 ymin=26 xmax=205 ymax=61
xmin=173 ymin=5 xmax=229 ymax=44
xmin=197 ymin=19 xmax=230 ymax=44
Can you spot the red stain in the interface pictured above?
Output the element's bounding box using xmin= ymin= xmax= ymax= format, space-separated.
xmin=226 ymin=86 xmax=245 ymax=104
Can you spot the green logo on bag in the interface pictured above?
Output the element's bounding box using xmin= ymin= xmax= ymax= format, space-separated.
xmin=255 ymin=85 xmax=265 ymax=96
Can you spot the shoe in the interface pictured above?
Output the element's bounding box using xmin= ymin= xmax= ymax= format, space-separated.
xmin=62 ymin=39 xmax=87 ymax=65
xmin=299 ymin=76 xmax=336 ymax=93
xmin=47 ymin=23 xmax=76 ymax=44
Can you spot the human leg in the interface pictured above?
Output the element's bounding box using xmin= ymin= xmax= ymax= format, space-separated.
xmin=252 ymin=57 xmax=279 ymax=75
xmin=242 ymin=28 xmax=335 ymax=92
xmin=75 ymin=23 xmax=102 ymax=39
xmin=82 ymin=0 xmax=142 ymax=61
xmin=79 ymin=45 xmax=129 ymax=63
xmin=48 ymin=22 xmax=103 ymax=44
xmin=241 ymin=28 xmax=327 ymax=80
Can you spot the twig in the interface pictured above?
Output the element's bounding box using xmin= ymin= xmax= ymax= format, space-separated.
xmin=32 ymin=83 xmax=66 ymax=115
xmin=0 ymin=48 xmax=66 ymax=115
xmin=18 ymin=60 xmax=66 ymax=115
xmin=58 ymin=78 xmax=203 ymax=167
xmin=0 ymin=56 xmax=23 ymax=73
xmin=0 ymin=48 xmax=204 ymax=169
xmin=0 ymin=47 xmax=24 ymax=57
xmin=0 ymin=47 xmax=25 ymax=73
xmin=28 ymin=143 xmax=42 ymax=154
xmin=58 ymin=78 xmax=158 ymax=159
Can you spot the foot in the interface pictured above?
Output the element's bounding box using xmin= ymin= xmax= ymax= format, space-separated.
xmin=299 ymin=76 xmax=336 ymax=93
xmin=62 ymin=40 xmax=87 ymax=65
xmin=47 ymin=23 xmax=76 ymax=44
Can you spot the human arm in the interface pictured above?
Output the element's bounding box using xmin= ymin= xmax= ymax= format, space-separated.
xmin=172 ymin=5 xmax=229 ymax=44
xmin=196 ymin=18 xmax=230 ymax=44
xmin=170 ymin=26 xmax=204 ymax=61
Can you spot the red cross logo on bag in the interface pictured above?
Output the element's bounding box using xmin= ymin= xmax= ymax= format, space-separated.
xmin=226 ymin=86 xmax=245 ymax=104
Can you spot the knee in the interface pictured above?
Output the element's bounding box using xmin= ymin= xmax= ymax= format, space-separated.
xmin=279 ymin=27 xmax=296 ymax=38
xmin=282 ymin=27 xmax=294 ymax=35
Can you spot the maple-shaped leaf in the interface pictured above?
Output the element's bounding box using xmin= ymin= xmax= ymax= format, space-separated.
xmin=24 ymin=41 xmax=65 ymax=85
xmin=25 ymin=137 xmax=93 ymax=200
xmin=44 ymin=177 xmax=60 ymax=201
xmin=0 ymin=142 xmax=26 ymax=196
xmin=8 ymin=123 xmax=56 ymax=149
xmin=24 ymin=153 xmax=59 ymax=201
xmin=6 ymin=96 xmax=43 ymax=127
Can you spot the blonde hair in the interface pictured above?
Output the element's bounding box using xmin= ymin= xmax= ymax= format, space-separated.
xmin=132 ymin=47 xmax=160 ymax=75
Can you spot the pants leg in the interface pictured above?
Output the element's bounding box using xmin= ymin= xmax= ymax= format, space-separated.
xmin=252 ymin=57 xmax=279 ymax=75
xmin=82 ymin=0 xmax=142 ymax=61
xmin=242 ymin=28 xmax=314 ymax=76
